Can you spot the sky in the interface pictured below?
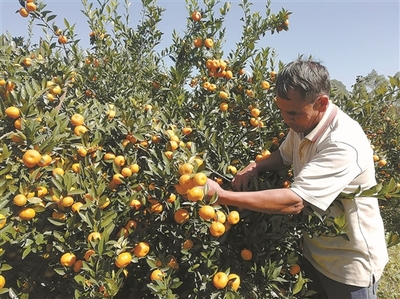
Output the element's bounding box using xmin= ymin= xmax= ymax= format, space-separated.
xmin=1 ymin=0 xmax=399 ymax=89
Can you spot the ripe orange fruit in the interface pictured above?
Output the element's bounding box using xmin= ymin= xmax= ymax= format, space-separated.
xmin=13 ymin=194 xmax=28 ymax=206
xmin=219 ymin=91 xmax=229 ymax=100
xmin=26 ymin=2 xmax=36 ymax=12
xmin=193 ymin=37 xmax=203 ymax=47
xmin=212 ymin=272 xmax=229 ymax=289
xmin=18 ymin=207 xmax=36 ymax=220
xmin=121 ymin=167 xmax=132 ymax=177
xmin=36 ymin=186 xmax=48 ymax=198
xmin=179 ymin=174 xmax=195 ymax=189
xmin=74 ymin=125 xmax=88 ymax=136
xmin=240 ymin=248 xmax=253 ymax=260
xmin=150 ymin=269 xmax=165 ymax=281
xmin=182 ymin=239 xmax=194 ymax=250
xmin=181 ymin=127 xmax=193 ymax=136
xmin=71 ymin=202 xmax=83 ymax=213
xmin=87 ymin=232 xmax=101 ymax=242
xmin=129 ymin=199 xmax=142 ymax=210
xmin=6 ymin=81 xmax=15 ymax=91
xmin=115 ymin=252 xmax=132 ymax=268
xmin=210 ymin=221 xmax=226 ymax=237
xmin=133 ymin=242 xmax=150 ymax=258
xmin=289 ymin=264 xmax=301 ymax=275
xmin=191 ymin=11 xmax=202 ymax=21
xmin=71 ymin=163 xmax=80 ymax=173
xmin=261 ymin=80 xmax=270 ymax=90
xmin=111 ymin=173 xmax=124 ymax=185
xmin=22 ymin=57 xmax=32 ymax=67
xmin=73 ymin=259 xmax=83 ymax=273
xmin=5 ymin=106 xmax=20 ymax=119
xmin=227 ymin=210 xmax=240 ymax=225
xmin=251 ymin=108 xmax=261 ymax=118
xmin=22 ymin=149 xmax=42 ymax=168
xmin=220 ymin=102 xmax=228 ymax=112
xmin=38 ymin=153 xmax=52 ymax=166
xmin=227 ymin=165 xmax=237 ymax=175
xmin=114 ymin=155 xmax=125 ymax=166
xmin=214 ymin=210 xmax=226 ymax=223
xmin=204 ymin=38 xmax=214 ymax=48
xmin=378 ymin=159 xmax=387 ymax=167
xmin=179 ymin=163 xmax=194 ymax=175
xmin=60 ymin=252 xmax=76 ymax=267
xmin=130 ymin=163 xmax=140 ymax=173
xmin=199 ymin=205 xmax=215 ymax=220
xmin=0 ymin=274 xmax=5 ymax=289
xmin=19 ymin=7 xmax=29 ymax=17
xmin=52 ymin=167 xmax=64 ymax=177
xmin=70 ymin=114 xmax=84 ymax=126
xmin=84 ymin=249 xmax=96 ymax=261
xmin=193 ymin=172 xmax=207 ymax=186
xmin=58 ymin=35 xmax=68 ymax=44
xmin=187 ymin=186 xmax=204 ymax=202
xmin=59 ymin=196 xmax=74 ymax=207
xmin=174 ymin=208 xmax=190 ymax=224
xmin=0 ymin=214 xmax=7 ymax=229
xmin=104 ymin=152 xmax=116 ymax=160
xmin=228 ymin=273 xmax=240 ymax=291
xmin=125 ymin=219 xmax=137 ymax=230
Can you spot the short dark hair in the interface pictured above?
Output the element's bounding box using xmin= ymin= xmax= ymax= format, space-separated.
xmin=276 ymin=59 xmax=331 ymax=103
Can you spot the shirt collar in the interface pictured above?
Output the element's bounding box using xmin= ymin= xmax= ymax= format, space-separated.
xmin=305 ymin=101 xmax=338 ymax=142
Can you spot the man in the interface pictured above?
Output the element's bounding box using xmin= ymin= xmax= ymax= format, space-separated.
xmin=205 ymin=59 xmax=388 ymax=298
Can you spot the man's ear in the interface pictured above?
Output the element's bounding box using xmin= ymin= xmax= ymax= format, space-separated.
xmin=316 ymin=95 xmax=329 ymax=112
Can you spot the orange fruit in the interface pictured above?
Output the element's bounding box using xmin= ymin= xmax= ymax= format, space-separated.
xmin=219 ymin=91 xmax=229 ymax=100
xmin=6 ymin=81 xmax=15 ymax=91
xmin=114 ymin=155 xmax=125 ymax=166
xmin=251 ymin=108 xmax=261 ymax=118
xmin=26 ymin=2 xmax=36 ymax=11
xmin=166 ymin=193 xmax=177 ymax=203
xmin=133 ymin=241 xmax=150 ymax=258
xmin=228 ymin=273 xmax=240 ymax=291
xmin=210 ymin=221 xmax=226 ymax=237
xmin=121 ymin=167 xmax=132 ymax=177
xmin=220 ymin=102 xmax=228 ymax=112
xmin=240 ymin=248 xmax=253 ymax=260
xmin=261 ymin=81 xmax=270 ymax=90
xmin=150 ymin=269 xmax=165 ymax=281
xmin=149 ymin=202 xmax=163 ymax=214
xmin=71 ymin=163 xmax=80 ymax=173
xmin=125 ymin=219 xmax=137 ymax=230
xmin=73 ymin=259 xmax=83 ymax=273
xmin=182 ymin=239 xmax=194 ymax=250
xmin=13 ymin=194 xmax=28 ymax=206
xmin=191 ymin=11 xmax=202 ymax=21
xmin=182 ymin=127 xmax=193 ymax=136
xmin=71 ymin=202 xmax=84 ymax=213
xmin=204 ymin=38 xmax=214 ymax=48
xmin=214 ymin=210 xmax=226 ymax=223
xmin=74 ymin=125 xmax=88 ymax=136
xmin=193 ymin=172 xmax=207 ymax=186
xmin=193 ymin=37 xmax=203 ymax=47
xmin=0 ymin=214 xmax=7 ymax=229
xmin=111 ymin=173 xmax=124 ymax=185
xmin=373 ymin=155 xmax=380 ymax=162
xmin=5 ymin=106 xmax=21 ymax=119
xmin=227 ymin=165 xmax=237 ymax=175
xmin=59 ymin=196 xmax=74 ymax=207
xmin=70 ymin=114 xmax=84 ymax=126
xmin=52 ymin=167 xmax=64 ymax=177
xmin=52 ymin=211 xmax=66 ymax=220
xmin=227 ymin=210 xmax=240 ymax=225
xmin=36 ymin=186 xmax=48 ymax=198
xmin=58 ymin=35 xmax=68 ymax=44
xmin=84 ymin=249 xmax=95 ymax=261
xmin=179 ymin=174 xmax=195 ymax=189
xmin=14 ymin=118 xmax=23 ymax=129
xmin=77 ymin=147 xmax=87 ymax=157
xmin=289 ymin=264 xmax=301 ymax=275
xmin=179 ymin=163 xmax=194 ymax=175
xmin=38 ymin=153 xmax=52 ymax=166
xmin=174 ymin=208 xmax=190 ymax=224
xmin=87 ymin=232 xmax=101 ymax=242
xmin=166 ymin=140 xmax=179 ymax=151
xmin=187 ymin=186 xmax=204 ymax=202
xmin=115 ymin=252 xmax=132 ymax=268
xmin=19 ymin=7 xmax=29 ymax=17
xmin=60 ymin=252 xmax=76 ymax=267
xmin=0 ymin=274 xmax=5 ymax=289
xmin=378 ymin=159 xmax=387 ymax=167
xmin=19 ymin=207 xmax=36 ymax=220
xmin=129 ymin=199 xmax=142 ymax=210
xmin=130 ymin=163 xmax=140 ymax=173
xmin=198 ymin=205 xmax=215 ymax=220
xmin=22 ymin=149 xmax=42 ymax=168
xmin=212 ymin=272 xmax=228 ymax=289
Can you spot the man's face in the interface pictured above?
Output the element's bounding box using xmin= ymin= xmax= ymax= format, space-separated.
xmin=275 ymin=89 xmax=326 ymax=135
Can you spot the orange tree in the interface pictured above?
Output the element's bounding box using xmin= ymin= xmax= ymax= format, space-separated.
xmin=0 ymin=0 xmax=400 ymax=298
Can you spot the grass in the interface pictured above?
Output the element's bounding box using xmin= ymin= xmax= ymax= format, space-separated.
xmin=378 ymin=244 xmax=400 ymax=298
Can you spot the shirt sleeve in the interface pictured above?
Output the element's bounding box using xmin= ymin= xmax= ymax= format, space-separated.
xmin=290 ymin=140 xmax=363 ymax=211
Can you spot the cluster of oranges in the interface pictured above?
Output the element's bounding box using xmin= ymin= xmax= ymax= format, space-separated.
xmin=19 ymin=0 xmax=36 ymax=18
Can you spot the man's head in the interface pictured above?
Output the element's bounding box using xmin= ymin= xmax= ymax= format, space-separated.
xmin=275 ymin=59 xmax=331 ymax=134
